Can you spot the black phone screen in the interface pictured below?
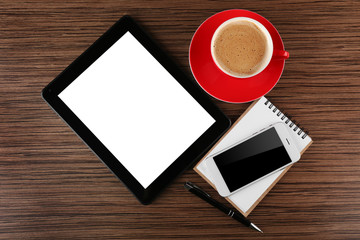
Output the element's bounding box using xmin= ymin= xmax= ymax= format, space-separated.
xmin=213 ymin=127 xmax=292 ymax=192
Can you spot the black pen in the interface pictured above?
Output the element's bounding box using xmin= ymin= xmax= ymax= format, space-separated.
xmin=184 ymin=182 xmax=263 ymax=233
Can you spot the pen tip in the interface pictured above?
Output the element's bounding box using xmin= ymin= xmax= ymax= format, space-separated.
xmin=250 ymin=223 xmax=263 ymax=233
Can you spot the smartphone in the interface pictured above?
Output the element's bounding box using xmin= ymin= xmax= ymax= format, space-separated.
xmin=205 ymin=122 xmax=301 ymax=197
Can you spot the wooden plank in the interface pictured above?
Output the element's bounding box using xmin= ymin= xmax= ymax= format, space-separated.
xmin=0 ymin=0 xmax=359 ymax=239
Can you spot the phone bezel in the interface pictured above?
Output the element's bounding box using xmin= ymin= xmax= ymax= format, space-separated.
xmin=205 ymin=122 xmax=300 ymax=197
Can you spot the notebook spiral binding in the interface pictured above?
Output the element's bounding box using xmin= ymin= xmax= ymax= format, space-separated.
xmin=264 ymin=100 xmax=308 ymax=139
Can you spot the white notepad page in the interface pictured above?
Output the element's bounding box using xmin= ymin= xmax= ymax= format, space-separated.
xmin=196 ymin=96 xmax=312 ymax=214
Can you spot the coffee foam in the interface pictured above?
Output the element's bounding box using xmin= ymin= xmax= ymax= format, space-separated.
xmin=212 ymin=20 xmax=269 ymax=77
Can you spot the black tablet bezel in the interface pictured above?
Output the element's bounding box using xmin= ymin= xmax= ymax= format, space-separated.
xmin=42 ymin=15 xmax=230 ymax=204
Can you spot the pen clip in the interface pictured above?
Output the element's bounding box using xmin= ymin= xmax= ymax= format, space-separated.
xmin=184 ymin=182 xmax=211 ymax=197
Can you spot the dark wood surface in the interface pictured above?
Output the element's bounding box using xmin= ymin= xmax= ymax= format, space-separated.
xmin=1 ymin=0 xmax=359 ymax=239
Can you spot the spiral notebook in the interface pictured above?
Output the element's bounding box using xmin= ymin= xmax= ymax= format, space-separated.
xmin=194 ymin=96 xmax=312 ymax=216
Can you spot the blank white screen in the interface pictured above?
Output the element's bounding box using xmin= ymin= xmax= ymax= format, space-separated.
xmin=59 ymin=32 xmax=215 ymax=188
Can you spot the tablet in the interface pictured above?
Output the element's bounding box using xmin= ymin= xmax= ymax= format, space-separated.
xmin=42 ymin=16 xmax=230 ymax=204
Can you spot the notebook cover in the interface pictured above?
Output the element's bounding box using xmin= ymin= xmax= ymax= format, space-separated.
xmin=194 ymin=97 xmax=313 ymax=216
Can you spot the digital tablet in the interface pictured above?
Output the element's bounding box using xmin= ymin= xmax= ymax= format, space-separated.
xmin=42 ymin=16 xmax=230 ymax=204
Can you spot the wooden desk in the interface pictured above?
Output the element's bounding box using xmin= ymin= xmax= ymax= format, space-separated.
xmin=1 ymin=0 xmax=359 ymax=239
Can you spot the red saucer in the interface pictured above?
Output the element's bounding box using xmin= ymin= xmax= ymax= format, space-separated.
xmin=189 ymin=10 xmax=287 ymax=103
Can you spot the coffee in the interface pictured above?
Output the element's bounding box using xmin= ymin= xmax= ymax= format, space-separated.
xmin=211 ymin=19 xmax=271 ymax=78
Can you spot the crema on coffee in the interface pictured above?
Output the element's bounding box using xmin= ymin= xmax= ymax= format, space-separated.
xmin=212 ymin=20 xmax=270 ymax=77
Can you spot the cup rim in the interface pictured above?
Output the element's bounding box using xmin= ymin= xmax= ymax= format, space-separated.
xmin=210 ymin=17 xmax=274 ymax=78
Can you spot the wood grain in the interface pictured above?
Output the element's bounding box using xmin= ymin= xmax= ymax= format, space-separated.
xmin=0 ymin=0 xmax=359 ymax=239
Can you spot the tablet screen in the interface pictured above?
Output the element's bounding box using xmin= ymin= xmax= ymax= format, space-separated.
xmin=59 ymin=32 xmax=215 ymax=189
